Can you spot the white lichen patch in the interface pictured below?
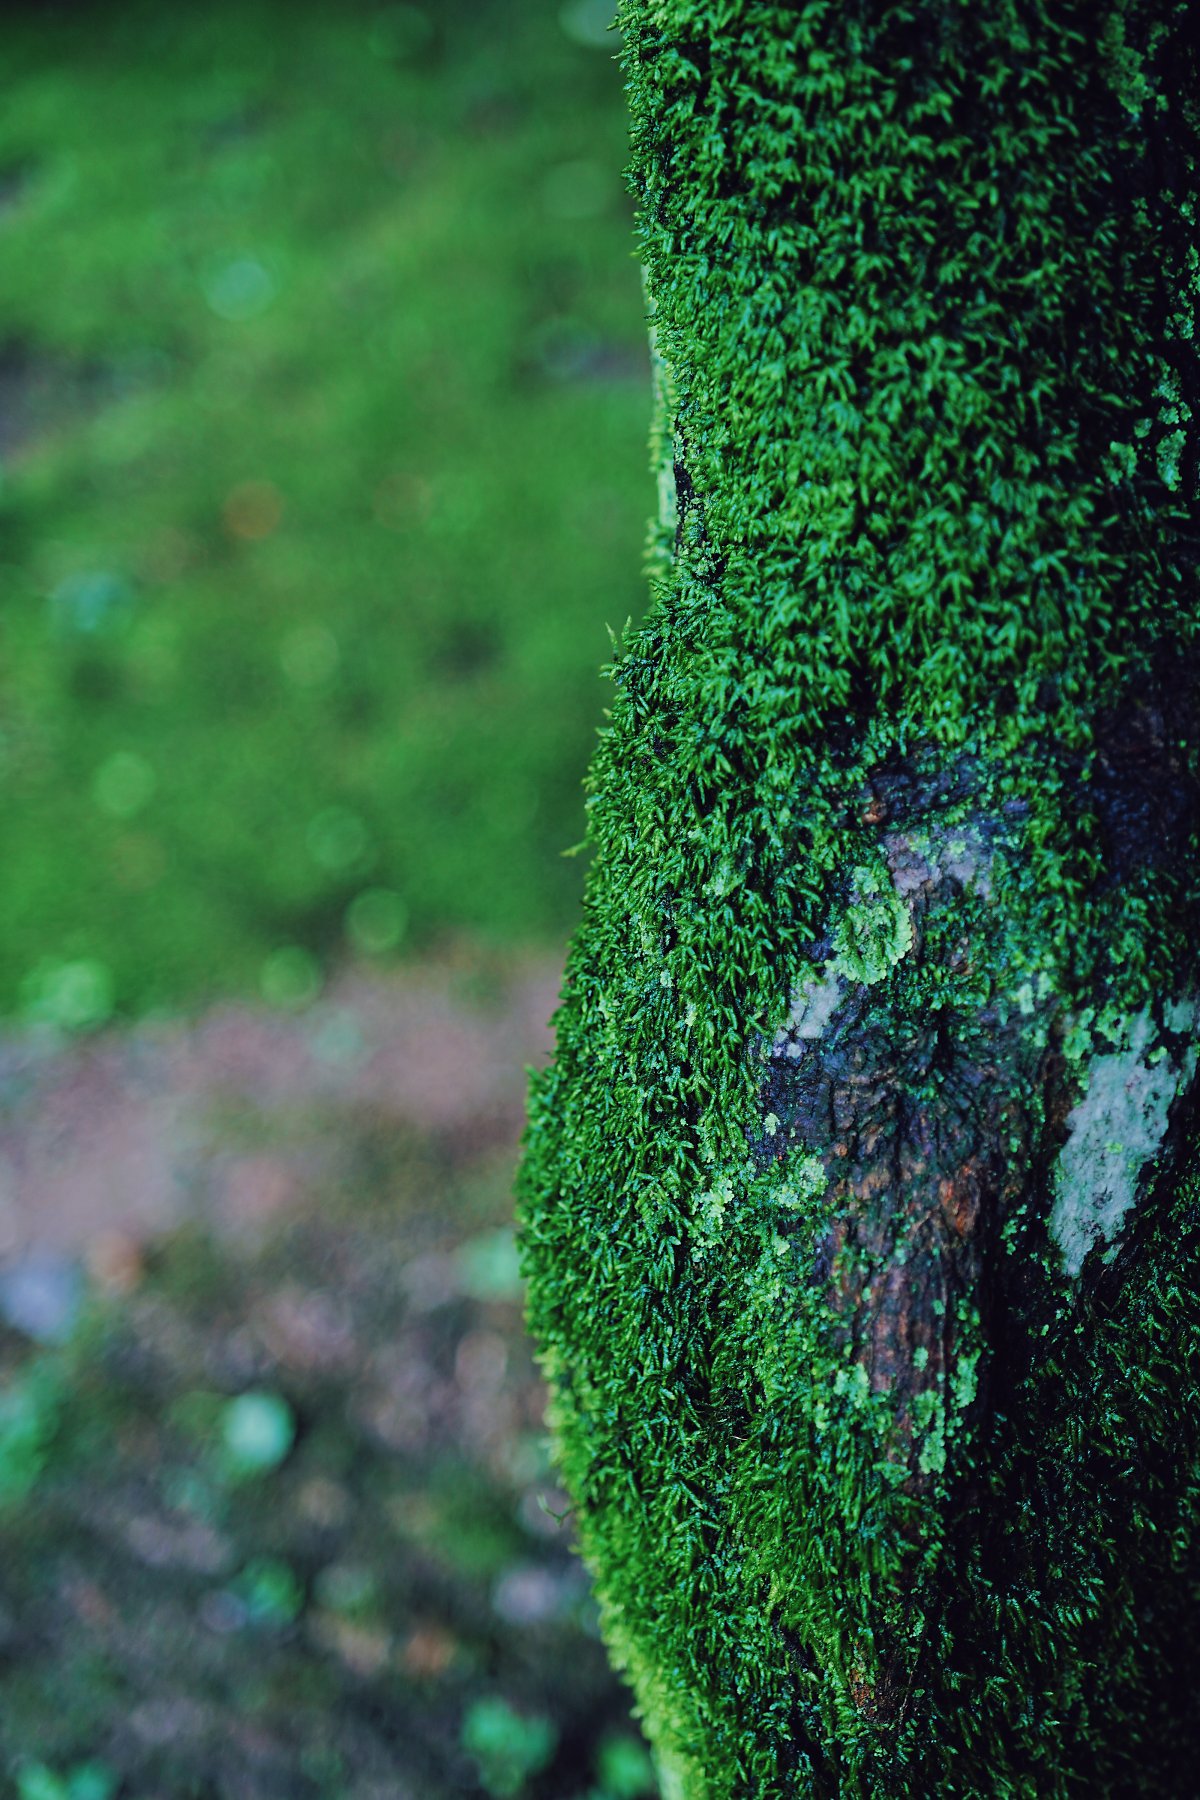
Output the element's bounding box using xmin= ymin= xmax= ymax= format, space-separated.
xmin=1049 ymin=1000 xmax=1198 ymax=1276
xmin=941 ymin=828 xmax=991 ymax=896
xmin=771 ymin=862 xmax=916 ymax=1059
xmin=771 ymin=823 xmax=995 ymax=1064
xmin=773 ymin=968 xmax=845 ymax=1057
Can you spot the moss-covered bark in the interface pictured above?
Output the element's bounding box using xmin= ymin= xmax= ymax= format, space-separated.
xmin=518 ymin=4 xmax=1200 ymax=1793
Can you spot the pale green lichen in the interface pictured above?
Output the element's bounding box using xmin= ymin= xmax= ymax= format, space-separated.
xmin=775 ymin=1153 xmax=826 ymax=1208
xmin=831 ymin=866 xmax=913 ymax=987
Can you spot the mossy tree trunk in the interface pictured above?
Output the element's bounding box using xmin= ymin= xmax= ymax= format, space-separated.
xmin=520 ymin=4 xmax=1200 ymax=1795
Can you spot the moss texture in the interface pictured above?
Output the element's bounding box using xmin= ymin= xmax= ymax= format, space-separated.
xmin=519 ymin=3 xmax=1200 ymax=1793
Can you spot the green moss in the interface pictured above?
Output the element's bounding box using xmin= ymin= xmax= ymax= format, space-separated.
xmin=520 ymin=3 xmax=1200 ymax=1793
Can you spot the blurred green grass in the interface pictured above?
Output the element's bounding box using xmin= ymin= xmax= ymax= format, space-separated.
xmin=0 ymin=0 xmax=650 ymax=1022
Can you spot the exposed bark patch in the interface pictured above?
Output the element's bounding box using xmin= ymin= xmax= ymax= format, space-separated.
xmin=757 ymin=964 xmax=1050 ymax=1464
xmin=752 ymin=683 xmax=1200 ymax=1537
xmin=743 ymin=733 xmax=1198 ymax=1735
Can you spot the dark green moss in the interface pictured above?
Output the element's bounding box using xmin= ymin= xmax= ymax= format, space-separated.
xmin=520 ymin=4 xmax=1200 ymax=1793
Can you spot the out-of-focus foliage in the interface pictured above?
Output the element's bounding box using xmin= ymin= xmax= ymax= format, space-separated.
xmin=0 ymin=0 xmax=650 ymax=1020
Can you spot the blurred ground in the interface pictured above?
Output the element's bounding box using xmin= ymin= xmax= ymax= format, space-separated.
xmin=0 ymin=953 xmax=560 ymax=1261
xmin=0 ymin=955 xmax=656 ymax=1799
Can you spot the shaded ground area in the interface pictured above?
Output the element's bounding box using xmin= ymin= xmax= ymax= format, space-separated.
xmin=0 ymin=961 xmax=652 ymax=1800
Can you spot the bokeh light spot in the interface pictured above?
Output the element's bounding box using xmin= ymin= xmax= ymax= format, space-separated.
xmin=92 ymin=750 xmax=156 ymax=818
xmin=456 ymin=1228 xmax=524 ymax=1303
xmin=306 ymin=807 xmax=370 ymax=872
xmin=16 ymin=1762 xmax=119 ymax=1800
xmin=345 ymin=888 xmax=407 ymax=956
xmin=227 ymin=1556 xmax=304 ymax=1626
xmin=21 ymin=958 xmax=115 ymax=1032
xmin=260 ymin=946 xmax=322 ymax=1009
xmin=220 ymin=1391 xmax=296 ymax=1478
xmin=558 ymin=0 xmax=615 ymax=50
xmin=313 ymin=1561 xmax=378 ymax=1617
xmin=49 ymin=570 xmax=132 ymax=635
xmin=595 ymin=1733 xmax=658 ymax=1798
xmin=204 ymin=257 xmax=276 ymax=322
xmin=280 ymin=623 xmax=339 ymax=687
xmin=461 ymin=1697 xmax=557 ymax=1797
xmin=0 ymin=1251 xmax=83 ymax=1345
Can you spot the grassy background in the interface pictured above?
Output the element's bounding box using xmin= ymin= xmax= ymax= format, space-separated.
xmin=0 ymin=0 xmax=650 ymax=1024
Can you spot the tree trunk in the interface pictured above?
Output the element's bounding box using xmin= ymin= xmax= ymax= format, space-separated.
xmin=519 ymin=4 xmax=1200 ymax=1794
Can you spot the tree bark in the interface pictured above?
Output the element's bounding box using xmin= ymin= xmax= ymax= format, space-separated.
xmin=520 ymin=4 xmax=1200 ymax=1794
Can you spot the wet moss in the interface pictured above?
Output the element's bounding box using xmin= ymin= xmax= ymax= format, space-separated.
xmin=520 ymin=3 xmax=1200 ymax=1793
